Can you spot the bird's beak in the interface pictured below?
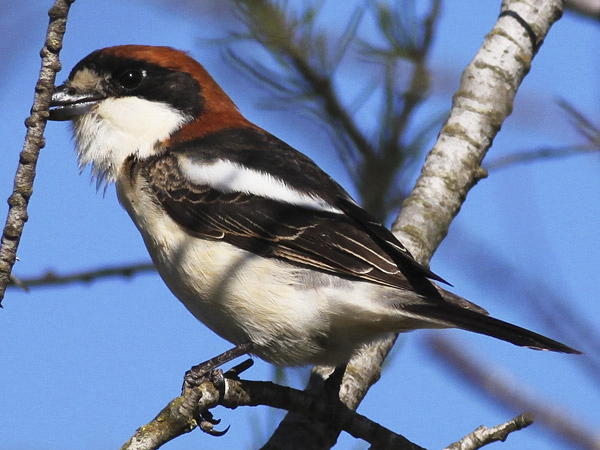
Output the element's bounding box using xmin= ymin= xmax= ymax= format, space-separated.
xmin=49 ymin=84 xmax=105 ymax=121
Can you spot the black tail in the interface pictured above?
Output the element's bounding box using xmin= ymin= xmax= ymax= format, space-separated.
xmin=405 ymin=302 xmax=581 ymax=354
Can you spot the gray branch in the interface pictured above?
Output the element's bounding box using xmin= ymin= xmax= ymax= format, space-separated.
xmin=0 ymin=0 xmax=75 ymax=305
xmin=121 ymin=362 xmax=425 ymax=450
xmin=392 ymin=0 xmax=564 ymax=258
xmin=444 ymin=413 xmax=535 ymax=450
xmin=264 ymin=0 xmax=567 ymax=448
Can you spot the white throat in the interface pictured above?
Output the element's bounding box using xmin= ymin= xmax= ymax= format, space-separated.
xmin=72 ymin=96 xmax=189 ymax=185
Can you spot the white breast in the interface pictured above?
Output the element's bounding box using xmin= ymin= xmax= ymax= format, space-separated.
xmin=115 ymin=172 xmax=338 ymax=365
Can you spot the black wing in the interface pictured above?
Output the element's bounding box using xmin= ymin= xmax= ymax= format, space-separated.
xmin=142 ymin=127 xmax=445 ymax=291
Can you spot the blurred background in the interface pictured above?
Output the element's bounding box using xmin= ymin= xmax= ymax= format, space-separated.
xmin=1 ymin=1 xmax=598 ymax=449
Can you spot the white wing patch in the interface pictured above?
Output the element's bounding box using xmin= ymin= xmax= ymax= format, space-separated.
xmin=179 ymin=157 xmax=342 ymax=214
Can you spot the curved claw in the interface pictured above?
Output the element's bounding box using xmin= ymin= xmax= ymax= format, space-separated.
xmin=199 ymin=420 xmax=230 ymax=437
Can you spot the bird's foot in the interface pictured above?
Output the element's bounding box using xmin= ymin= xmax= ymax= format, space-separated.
xmin=183 ymin=342 xmax=254 ymax=392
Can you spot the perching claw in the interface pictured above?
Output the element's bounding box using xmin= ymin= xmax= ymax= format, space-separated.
xmin=183 ymin=343 xmax=254 ymax=391
xmin=198 ymin=410 xmax=230 ymax=437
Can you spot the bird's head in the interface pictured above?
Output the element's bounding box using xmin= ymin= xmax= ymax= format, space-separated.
xmin=49 ymin=45 xmax=250 ymax=185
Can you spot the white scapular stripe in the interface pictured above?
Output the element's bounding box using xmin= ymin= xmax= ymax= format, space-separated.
xmin=179 ymin=157 xmax=342 ymax=214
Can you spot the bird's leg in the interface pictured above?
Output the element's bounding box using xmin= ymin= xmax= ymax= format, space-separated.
xmin=183 ymin=342 xmax=254 ymax=392
xmin=182 ymin=343 xmax=254 ymax=436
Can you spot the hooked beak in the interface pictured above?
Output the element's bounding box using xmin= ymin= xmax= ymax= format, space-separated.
xmin=49 ymin=84 xmax=105 ymax=121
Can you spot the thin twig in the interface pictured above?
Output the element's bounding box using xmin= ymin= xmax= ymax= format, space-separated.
xmin=428 ymin=335 xmax=600 ymax=450
xmin=0 ymin=0 xmax=75 ymax=305
xmin=444 ymin=412 xmax=535 ymax=450
xmin=566 ymin=0 xmax=600 ymax=21
xmin=8 ymin=262 xmax=155 ymax=290
xmin=485 ymin=144 xmax=596 ymax=171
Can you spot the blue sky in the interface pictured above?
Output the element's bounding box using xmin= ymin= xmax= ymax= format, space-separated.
xmin=1 ymin=1 xmax=598 ymax=449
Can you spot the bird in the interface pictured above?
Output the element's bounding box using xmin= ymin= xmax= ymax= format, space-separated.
xmin=48 ymin=45 xmax=579 ymax=366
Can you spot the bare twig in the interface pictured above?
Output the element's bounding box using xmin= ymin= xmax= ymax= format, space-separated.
xmin=122 ymin=363 xmax=426 ymax=450
xmin=558 ymin=100 xmax=600 ymax=146
xmin=0 ymin=0 xmax=75 ymax=305
xmin=393 ymin=0 xmax=564 ymax=259
xmin=428 ymin=336 xmax=600 ymax=450
xmin=566 ymin=0 xmax=600 ymax=21
xmin=444 ymin=412 xmax=535 ymax=450
xmin=486 ymin=100 xmax=600 ymax=171
xmin=485 ymin=144 xmax=596 ymax=171
xmin=7 ymin=262 xmax=155 ymax=290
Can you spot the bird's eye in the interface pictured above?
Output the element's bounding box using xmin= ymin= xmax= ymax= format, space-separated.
xmin=117 ymin=69 xmax=145 ymax=90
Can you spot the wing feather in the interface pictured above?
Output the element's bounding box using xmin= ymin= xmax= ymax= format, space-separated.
xmin=143 ymin=127 xmax=446 ymax=290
